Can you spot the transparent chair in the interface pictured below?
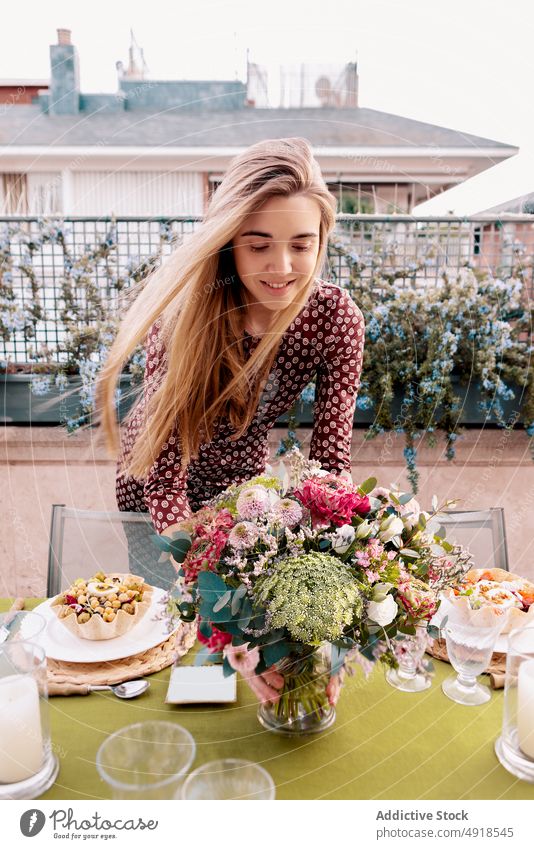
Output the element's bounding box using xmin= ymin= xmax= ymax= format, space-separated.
xmin=47 ymin=505 xmax=178 ymax=597
xmin=436 ymin=508 xmax=509 ymax=571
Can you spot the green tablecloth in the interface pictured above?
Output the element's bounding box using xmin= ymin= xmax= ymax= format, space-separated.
xmin=2 ymin=598 xmax=533 ymax=801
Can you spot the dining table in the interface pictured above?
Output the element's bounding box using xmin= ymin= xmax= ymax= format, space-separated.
xmin=2 ymin=597 xmax=533 ymax=801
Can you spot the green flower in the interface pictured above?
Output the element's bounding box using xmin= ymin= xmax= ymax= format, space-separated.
xmin=254 ymin=552 xmax=363 ymax=644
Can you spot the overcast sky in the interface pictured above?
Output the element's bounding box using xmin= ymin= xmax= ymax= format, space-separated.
xmin=4 ymin=0 xmax=533 ymax=214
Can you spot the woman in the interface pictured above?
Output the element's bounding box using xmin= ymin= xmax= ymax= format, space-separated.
xmin=97 ymin=137 xmax=365 ymax=541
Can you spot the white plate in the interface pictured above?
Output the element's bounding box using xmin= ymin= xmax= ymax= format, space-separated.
xmin=429 ymin=609 xmax=533 ymax=654
xmin=30 ymin=588 xmax=181 ymax=663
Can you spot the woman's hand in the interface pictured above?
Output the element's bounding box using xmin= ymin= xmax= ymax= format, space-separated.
xmin=224 ymin=643 xmax=285 ymax=704
xmin=224 ymin=643 xmax=346 ymax=707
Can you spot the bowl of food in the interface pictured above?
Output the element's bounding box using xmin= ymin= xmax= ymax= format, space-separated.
xmin=440 ymin=568 xmax=534 ymax=633
xmin=51 ymin=572 xmax=153 ymax=640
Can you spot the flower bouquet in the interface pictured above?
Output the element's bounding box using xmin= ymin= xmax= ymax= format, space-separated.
xmin=156 ymin=447 xmax=471 ymax=735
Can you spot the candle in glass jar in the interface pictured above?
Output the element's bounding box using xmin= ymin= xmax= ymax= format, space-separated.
xmin=0 ymin=673 xmax=43 ymax=783
xmin=517 ymin=658 xmax=534 ymax=761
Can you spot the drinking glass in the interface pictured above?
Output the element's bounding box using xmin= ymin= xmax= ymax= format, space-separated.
xmin=386 ymin=624 xmax=431 ymax=692
xmin=96 ymin=720 xmax=195 ymax=799
xmin=442 ymin=618 xmax=506 ymax=705
xmin=180 ymin=758 xmax=275 ymax=800
xmin=0 ymin=611 xmax=46 ymax=644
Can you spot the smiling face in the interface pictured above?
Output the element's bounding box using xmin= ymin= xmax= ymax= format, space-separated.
xmin=230 ymin=194 xmax=322 ymax=329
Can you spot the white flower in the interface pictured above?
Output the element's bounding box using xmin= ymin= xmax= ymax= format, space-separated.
xmin=330 ymin=524 xmax=355 ymax=554
xmin=378 ymin=515 xmax=404 ymax=543
xmin=355 ymin=519 xmax=374 ymax=539
xmin=398 ymin=497 xmax=422 ymax=529
xmin=367 ymin=594 xmax=398 ymax=626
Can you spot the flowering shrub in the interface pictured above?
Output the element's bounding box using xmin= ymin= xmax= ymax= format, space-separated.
xmin=279 ymin=242 xmax=534 ymax=491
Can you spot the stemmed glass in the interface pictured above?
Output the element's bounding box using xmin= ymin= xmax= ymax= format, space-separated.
xmin=386 ymin=624 xmax=432 ymax=692
xmin=442 ymin=617 xmax=506 ymax=705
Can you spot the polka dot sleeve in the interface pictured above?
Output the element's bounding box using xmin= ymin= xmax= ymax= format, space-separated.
xmin=141 ymin=319 xmax=193 ymax=533
xmin=308 ymin=289 xmax=365 ymax=475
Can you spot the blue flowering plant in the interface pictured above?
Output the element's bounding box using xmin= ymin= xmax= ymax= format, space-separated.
xmin=159 ymin=447 xmax=470 ymax=730
xmin=0 ymin=216 xmax=163 ymax=429
xmin=323 ymin=243 xmax=534 ymax=491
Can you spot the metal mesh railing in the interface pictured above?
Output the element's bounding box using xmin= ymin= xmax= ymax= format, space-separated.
xmin=1 ymin=214 xmax=532 ymax=364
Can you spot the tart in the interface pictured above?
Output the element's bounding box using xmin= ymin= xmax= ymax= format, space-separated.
xmin=51 ymin=571 xmax=153 ymax=641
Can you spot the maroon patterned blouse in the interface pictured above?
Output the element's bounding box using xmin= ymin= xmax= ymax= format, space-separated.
xmin=116 ymin=279 xmax=365 ymax=532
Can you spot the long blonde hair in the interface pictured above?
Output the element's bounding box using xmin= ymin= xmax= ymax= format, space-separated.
xmin=96 ymin=137 xmax=337 ymax=480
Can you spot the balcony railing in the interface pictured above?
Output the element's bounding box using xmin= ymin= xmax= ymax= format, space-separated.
xmin=1 ymin=214 xmax=532 ymax=364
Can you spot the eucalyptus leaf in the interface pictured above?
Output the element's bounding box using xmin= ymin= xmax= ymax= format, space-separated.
xmin=330 ymin=645 xmax=349 ymax=676
xmin=398 ymin=492 xmax=414 ymax=505
xmin=213 ymin=590 xmax=232 ymax=613
xmin=150 ymin=533 xmax=171 ymax=552
xmin=198 ymin=619 xmax=213 ymax=640
xmin=231 ymin=585 xmax=248 ymax=616
xmin=169 ymin=538 xmax=192 ymax=563
xmin=358 ymin=476 xmax=377 ymax=495
xmin=399 ymin=548 xmax=419 ymax=558
xmin=222 ymin=656 xmax=235 ymax=678
xmin=197 ymin=570 xmax=228 ymax=597
xmin=263 ymin=640 xmax=291 ymax=666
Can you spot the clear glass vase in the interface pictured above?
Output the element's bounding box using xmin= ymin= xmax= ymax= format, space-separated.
xmin=257 ymin=643 xmax=336 ymax=736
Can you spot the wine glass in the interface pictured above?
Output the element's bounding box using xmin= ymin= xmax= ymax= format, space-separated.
xmin=442 ymin=617 xmax=506 ymax=705
xmin=386 ymin=624 xmax=432 ymax=692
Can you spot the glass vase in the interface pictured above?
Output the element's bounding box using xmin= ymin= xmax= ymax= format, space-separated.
xmin=0 ymin=641 xmax=59 ymax=799
xmin=257 ymin=643 xmax=336 ymax=736
xmin=495 ymin=626 xmax=534 ymax=782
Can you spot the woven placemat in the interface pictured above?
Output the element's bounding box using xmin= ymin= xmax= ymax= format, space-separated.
xmin=46 ymin=621 xmax=198 ymax=695
xmin=427 ymin=638 xmax=506 ymax=689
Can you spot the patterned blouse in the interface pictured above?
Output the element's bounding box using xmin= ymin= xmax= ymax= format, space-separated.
xmin=116 ymin=278 xmax=365 ymax=532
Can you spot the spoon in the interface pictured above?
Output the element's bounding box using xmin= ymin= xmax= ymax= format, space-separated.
xmin=49 ymin=679 xmax=150 ymax=698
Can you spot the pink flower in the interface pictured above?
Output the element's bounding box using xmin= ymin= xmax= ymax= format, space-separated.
xmin=236 ymin=486 xmax=271 ymax=519
xmin=396 ymin=580 xmax=438 ymax=620
xmin=271 ymin=497 xmax=303 ymax=528
xmin=294 ymin=474 xmax=370 ymax=528
xmin=181 ymin=508 xmax=235 ymax=584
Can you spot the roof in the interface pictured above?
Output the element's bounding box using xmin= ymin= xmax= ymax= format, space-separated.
xmin=475 ymin=190 xmax=534 ymax=215
xmin=0 ymin=104 xmax=517 ymax=150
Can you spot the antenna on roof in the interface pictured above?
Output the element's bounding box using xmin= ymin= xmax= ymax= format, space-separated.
xmin=126 ymin=28 xmax=149 ymax=79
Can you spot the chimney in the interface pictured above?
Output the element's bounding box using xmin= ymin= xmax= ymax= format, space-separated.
xmin=49 ymin=28 xmax=80 ymax=114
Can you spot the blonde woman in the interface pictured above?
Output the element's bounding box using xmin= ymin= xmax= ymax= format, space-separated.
xmin=97 ymin=137 xmax=365 ymax=542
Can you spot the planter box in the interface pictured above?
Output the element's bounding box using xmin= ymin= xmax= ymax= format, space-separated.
xmin=276 ymin=377 xmax=524 ymax=427
xmin=1 ymin=374 xmax=138 ymax=424
xmin=1 ymin=373 xmax=524 ymax=426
